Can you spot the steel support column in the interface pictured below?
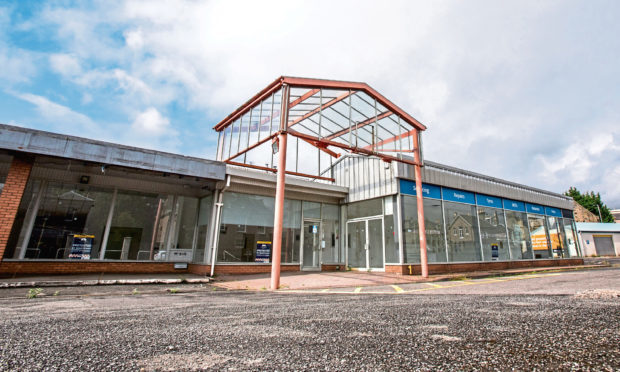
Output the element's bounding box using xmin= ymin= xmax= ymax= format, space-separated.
xmin=412 ymin=131 xmax=428 ymax=278
xmin=270 ymin=131 xmax=288 ymax=290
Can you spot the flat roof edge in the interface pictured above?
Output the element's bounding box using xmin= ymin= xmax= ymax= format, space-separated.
xmin=0 ymin=123 xmax=226 ymax=180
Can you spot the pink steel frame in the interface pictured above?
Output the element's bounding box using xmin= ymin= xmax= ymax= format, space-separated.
xmin=214 ymin=77 xmax=430 ymax=288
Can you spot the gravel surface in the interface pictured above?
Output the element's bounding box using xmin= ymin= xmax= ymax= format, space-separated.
xmin=0 ymin=269 xmax=618 ymax=371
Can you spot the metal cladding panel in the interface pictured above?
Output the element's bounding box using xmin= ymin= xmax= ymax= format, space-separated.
xmin=332 ymin=155 xmax=396 ymax=203
xmin=0 ymin=123 xmax=225 ymax=180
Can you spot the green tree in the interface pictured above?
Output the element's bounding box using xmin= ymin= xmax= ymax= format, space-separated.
xmin=565 ymin=187 xmax=614 ymax=223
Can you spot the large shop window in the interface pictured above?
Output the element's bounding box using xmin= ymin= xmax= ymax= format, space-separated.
xmin=22 ymin=182 xmax=114 ymax=259
xmin=444 ymin=201 xmax=482 ymax=262
xmin=528 ymin=215 xmax=551 ymax=259
xmin=505 ymin=211 xmax=533 ymax=259
xmin=477 ymin=207 xmax=509 ymax=261
xmin=401 ymin=196 xmax=446 ymax=263
xmin=218 ymin=193 xmax=275 ymax=263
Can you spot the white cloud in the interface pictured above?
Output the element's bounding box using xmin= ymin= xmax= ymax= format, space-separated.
xmin=49 ymin=53 xmax=82 ymax=77
xmin=131 ymin=107 xmax=172 ymax=136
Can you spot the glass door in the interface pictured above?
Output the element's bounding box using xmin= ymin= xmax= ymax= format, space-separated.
xmin=347 ymin=221 xmax=367 ymax=268
xmin=301 ymin=220 xmax=321 ymax=270
xmin=347 ymin=218 xmax=384 ymax=270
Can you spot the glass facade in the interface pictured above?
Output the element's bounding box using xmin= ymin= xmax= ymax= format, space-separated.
xmin=505 ymin=211 xmax=532 ymax=259
xmin=4 ymin=179 xmax=209 ymax=262
xmin=398 ymin=180 xmax=578 ymax=265
xmin=528 ymin=215 xmax=551 ymax=259
xmin=217 ymin=192 xmax=339 ymax=265
xmin=477 ymin=207 xmax=509 ymax=261
xmin=444 ymin=201 xmax=482 ymax=262
xmin=401 ymin=196 xmax=446 ymax=263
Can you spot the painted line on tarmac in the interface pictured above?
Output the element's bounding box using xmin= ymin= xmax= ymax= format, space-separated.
xmin=423 ymin=282 xmax=443 ymax=288
xmin=321 ymin=288 xmax=330 ymax=293
xmin=391 ymin=285 xmax=404 ymax=293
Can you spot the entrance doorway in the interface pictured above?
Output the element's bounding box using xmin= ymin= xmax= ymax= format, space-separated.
xmin=301 ymin=220 xmax=321 ymax=270
xmin=347 ymin=218 xmax=384 ymax=270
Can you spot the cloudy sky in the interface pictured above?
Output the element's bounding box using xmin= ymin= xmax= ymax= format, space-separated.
xmin=1 ymin=0 xmax=619 ymax=207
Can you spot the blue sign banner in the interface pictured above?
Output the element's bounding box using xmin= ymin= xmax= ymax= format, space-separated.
xmin=545 ymin=207 xmax=562 ymax=217
xmin=399 ymin=179 xmax=441 ymax=199
xmin=503 ymin=199 xmax=526 ymax=212
xmin=526 ymin=203 xmax=545 ymax=215
xmin=442 ymin=187 xmax=475 ymax=205
xmin=476 ymin=194 xmax=503 ymax=208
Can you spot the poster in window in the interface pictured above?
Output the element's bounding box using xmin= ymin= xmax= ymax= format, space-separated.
xmin=69 ymin=234 xmax=94 ymax=260
xmin=255 ymin=241 xmax=271 ymax=263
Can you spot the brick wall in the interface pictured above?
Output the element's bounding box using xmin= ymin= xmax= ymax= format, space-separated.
xmin=0 ymin=261 xmax=188 ymax=277
xmin=189 ymin=264 xmax=300 ymax=275
xmin=0 ymin=157 xmax=33 ymax=261
xmin=385 ymin=258 xmax=584 ymax=275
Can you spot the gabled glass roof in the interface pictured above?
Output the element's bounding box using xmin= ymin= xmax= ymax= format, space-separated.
xmin=214 ymin=76 xmax=426 ymax=181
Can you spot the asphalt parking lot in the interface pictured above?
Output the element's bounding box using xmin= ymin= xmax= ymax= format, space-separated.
xmin=0 ymin=267 xmax=618 ymax=371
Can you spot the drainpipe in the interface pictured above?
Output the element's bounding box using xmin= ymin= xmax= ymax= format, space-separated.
xmin=210 ymin=175 xmax=231 ymax=277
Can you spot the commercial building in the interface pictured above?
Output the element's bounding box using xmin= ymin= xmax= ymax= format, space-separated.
xmin=0 ymin=77 xmax=583 ymax=279
xmin=576 ymin=223 xmax=620 ymax=257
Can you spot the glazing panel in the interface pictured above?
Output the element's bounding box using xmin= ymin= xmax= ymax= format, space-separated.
xmin=195 ymin=194 xmax=213 ymax=263
xmin=106 ymin=191 xmax=169 ymax=260
xmin=348 ymin=198 xmax=382 ymax=219
xmin=347 ymin=221 xmax=366 ymax=268
xmin=505 ymin=210 xmax=533 ymax=259
xmin=401 ymin=196 xmax=446 ymax=263
xmin=368 ymin=219 xmax=384 ymax=268
xmin=528 ymin=215 xmax=551 ymax=259
xmin=562 ymin=219 xmax=579 ymax=257
xmin=23 ymin=183 xmax=114 ymax=260
xmin=282 ymin=199 xmax=301 ymax=263
xmin=321 ymin=204 xmax=340 ymax=263
xmin=444 ymin=201 xmax=482 ymax=262
xmin=547 ymin=216 xmax=565 ymax=258
xmin=478 ymin=207 xmax=509 ymax=261
xmin=303 ymin=201 xmax=321 ymax=219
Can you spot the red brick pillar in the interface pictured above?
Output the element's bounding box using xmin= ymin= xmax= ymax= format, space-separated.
xmin=0 ymin=156 xmax=33 ymax=261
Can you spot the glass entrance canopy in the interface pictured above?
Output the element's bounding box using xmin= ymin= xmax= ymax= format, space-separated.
xmin=214 ymin=77 xmax=427 ymax=181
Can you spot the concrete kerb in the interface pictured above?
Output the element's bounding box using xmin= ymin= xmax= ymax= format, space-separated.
xmin=0 ymin=277 xmax=209 ymax=289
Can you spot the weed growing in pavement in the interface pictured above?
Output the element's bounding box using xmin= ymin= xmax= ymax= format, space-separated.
xmin=260 ymin=286 xmax=267 ymax=291
xmin=131 ymin=288 xmax=140 ymax=295
xmin=27 ymin=288 xmax=43 ymax=299
xmin=212 ymin=287 xmax=217 ymax=291
xmin=179 ymin=277 xmax=188 ymax=283
xmin=449 ymin=275 xmax=471 ymax=281
xmin=167 ymin=288 xmax=179 ymax=294
xmin=53 ymin=290 xmax=60 ymax=296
